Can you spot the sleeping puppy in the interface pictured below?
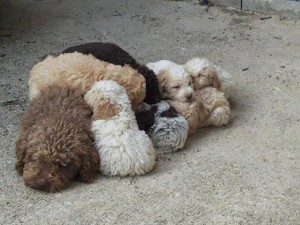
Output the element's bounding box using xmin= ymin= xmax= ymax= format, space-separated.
xmin=29 ymin=52 xmax=146 ymax=110
xmin=63 ymin=42 xmax=161 ymax=105
xmin=84 ymin=80 xmax=155 ymax=176
xmin=146 ymin=60 xmax=194 ymax=102
xmin=16 ymin=86 xmax=100 ymax=192
xmin=147 ymin=101 xmax=188 ymax=152
xmin=184 ymin=57 xmax=234 ymax=99
xmin=148 ymin=59 xmax=231 ymax=134
xmin=136 ymin=101 xmax=188 ymax=152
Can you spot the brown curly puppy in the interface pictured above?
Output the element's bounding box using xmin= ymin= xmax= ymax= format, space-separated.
xmin=16 ymin=86 xmax=100 ymax=192
xmin=29 ymin=52 xmax=146 ymax=109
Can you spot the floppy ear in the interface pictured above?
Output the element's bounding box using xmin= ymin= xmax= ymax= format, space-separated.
xmin=15 ymin=137 xmax=28 ymax=175
xmin=202 ymin=67 xmax=222 ymax=89
xmin=84 ymin=90 xmax=119 ymax=120
xmin=93 ymin=99 xmax=118 ymax=120
xmin=156 ymin=70 xmax=168 ymax=86
xmin=79 ymin=146 xmax=100 ymax=183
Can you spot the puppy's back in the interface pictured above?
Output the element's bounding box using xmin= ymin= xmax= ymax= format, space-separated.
xmin=63 ymin=42 xmax=139 ymax=69
xmin=63 ymin=42 xmax=161 ymax=104
xmin=19 ymin=86 xmax=93 ymax=156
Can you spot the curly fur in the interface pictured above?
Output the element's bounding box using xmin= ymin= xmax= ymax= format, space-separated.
xmin=84 ymin=80 xmax=155 ymax=176
xmin=167 ymin=87 xmax=230 ymax=134
xmin=148 ymin=59 xmax=231 ymax=134
xmin=147 ymin=101 xmax=188 ymax=152
xmin=184 ymin=57 xmax=233 ymax=98
xmin=166 ymin=98 xmax=209 ymax=134
xmin=16 ymin=86 xmax=100 ymax=192
xmin=29 ymin=52 xmax=146 ymax=109
xmin=63 ymin=42 xmax=161 ymax=104
xmin=196 ymin=87 xmax=231 ymax=127
xmin=147 ymin=60 xmax=194 ymax=102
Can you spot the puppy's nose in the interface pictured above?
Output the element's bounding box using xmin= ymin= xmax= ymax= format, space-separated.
xmin=186 ymin=94 xmax=193 ymax=100
xmin=36 ymin=178 xmax=50 ymax=191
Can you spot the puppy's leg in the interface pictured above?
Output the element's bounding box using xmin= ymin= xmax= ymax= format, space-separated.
xmin=79 ymin=147 xmax=100 ymax=183
xmin=15 ymin=137 xmax=27 ymax=175
xmin=206 ymin=105 xmax=231 ymax=126
xmin=197 ymin=87 xmax=231 ymax=127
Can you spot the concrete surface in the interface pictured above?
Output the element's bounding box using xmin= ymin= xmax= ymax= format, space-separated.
xmin=0 ymin=0 xmax=300 ymax=224
xmin=211 ymin=0 xmax=241 ymax=9
xmin=243 ymin=0 xmax=300 ymax=18
xmin=207 ymin=0 xmax=300 ymax=18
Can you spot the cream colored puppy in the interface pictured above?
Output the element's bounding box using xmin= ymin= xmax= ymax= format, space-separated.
xmin=184 ymin=57 xmax=234 ymax=99
xmin=29 ymin=52 xmax=146 ymax=109
xmin=147 ymin=60 xmax=194 ymax=102
xmin=84 ymin=80 xmax=155 ymax=176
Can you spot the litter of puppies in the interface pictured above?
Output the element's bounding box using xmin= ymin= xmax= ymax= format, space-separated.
xmin=15 ymin=42 xmax=234 ymax=192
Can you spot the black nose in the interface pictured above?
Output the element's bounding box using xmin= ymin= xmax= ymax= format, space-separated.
xmin=36 ymin=178 xmax=50 ymax=191
xmin=187 ymin=94 xmax=193 ymax=100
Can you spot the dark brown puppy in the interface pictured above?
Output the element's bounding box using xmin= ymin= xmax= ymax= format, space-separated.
xmin=63 ymin=42 xmax=161 ymax=105
xmin=135 ymin=105 xmax=158 ymax=132
xmin=16 ymin=86 xmax=100 ymax=192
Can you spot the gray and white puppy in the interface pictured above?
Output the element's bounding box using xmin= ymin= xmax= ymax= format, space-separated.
xmin=136 ymin=101 xmax=188 ymax=152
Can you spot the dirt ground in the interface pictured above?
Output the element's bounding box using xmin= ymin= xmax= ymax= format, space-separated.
xmin=0 ymin=0 xmax=299 ymax=224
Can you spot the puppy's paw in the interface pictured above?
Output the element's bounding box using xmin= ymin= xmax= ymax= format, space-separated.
xmin=206 ymin=106 xmax=230 ymax=126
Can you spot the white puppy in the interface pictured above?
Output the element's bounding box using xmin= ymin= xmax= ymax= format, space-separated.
xmin=184 ymin=57 xmax=234 ymax=98
xmin=84 ymin=80 xmax=155 ymax=176
xmin=147 ymin=101 xmax=188 ymax=152
xmin=147 ymin=60 xmax=194 ymax=102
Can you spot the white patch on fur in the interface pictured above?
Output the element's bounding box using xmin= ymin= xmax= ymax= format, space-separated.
xmin=148 ymin=101 xmax=188 ymax=153
xmin=86 ymin=80 xmax=155 ymax=176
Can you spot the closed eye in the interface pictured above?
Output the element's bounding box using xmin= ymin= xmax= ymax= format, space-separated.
xmin=172 ymin=86 xmax=180 ymax=89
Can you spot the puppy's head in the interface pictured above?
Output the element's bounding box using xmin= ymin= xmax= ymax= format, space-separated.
xmin=147 ymin=60 xmax=194 ymax=102
xmin=22 ymin=140 xmax=81 ymax=192
xmin=84 ymin=80 xmax=129 ymax=120
xmin=184 ymin=57 xmax=221 ymax=90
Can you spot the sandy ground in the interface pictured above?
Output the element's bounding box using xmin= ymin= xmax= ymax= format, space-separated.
xmin=0 ymin=0 xmax=300 ymax=224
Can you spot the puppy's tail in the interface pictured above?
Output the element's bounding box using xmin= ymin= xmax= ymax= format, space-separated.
xmin=214 ymin=66 xmax=234 ymax=99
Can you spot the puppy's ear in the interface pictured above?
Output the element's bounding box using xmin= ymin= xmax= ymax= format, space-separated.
xmin=79 ymin=146 xmax=100 ymax=183
xmin=84 ymin=90 xmax=119 ymax=120
xmin=93 ymin=99 xmax=118 ymax=120
xmin=156 ymin=70 xmax=168 ymax=86
xmin=203 ymin=67 xmax=222 ymax=89
xmin=15 ymin=137 xmax=28 ymax=175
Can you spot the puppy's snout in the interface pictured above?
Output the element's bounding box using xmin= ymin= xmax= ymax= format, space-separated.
xmin=186 ymin=94 xmax=193 ymax=100
xmin=36 ymin=178 xmax=50 ymax=191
